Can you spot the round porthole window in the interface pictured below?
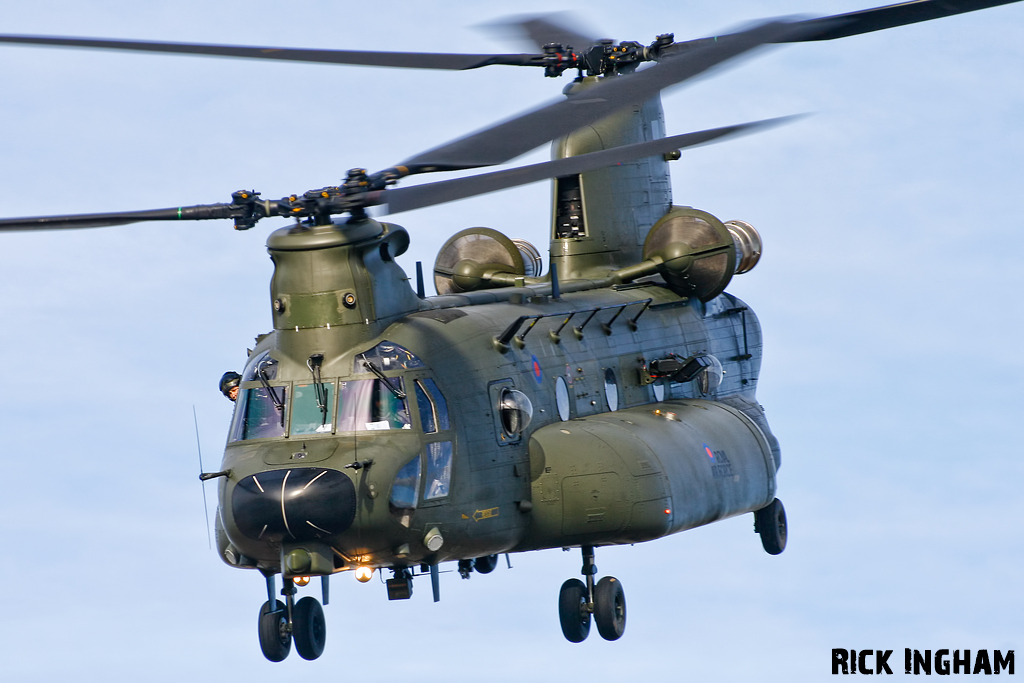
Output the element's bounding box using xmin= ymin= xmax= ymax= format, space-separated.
xmin=603 ymin=368 xmax=619 ymax=412
xmin=697 ymin=355 xmax=724 ymax=395
xmin=499 ymin=388 xmax=534 ymax=435
xmin=555 ymin=376 xmax=570 ymax=421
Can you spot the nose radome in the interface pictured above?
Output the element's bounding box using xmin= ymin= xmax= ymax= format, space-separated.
xmin=231 ymin=468 xmax=356 ymax=542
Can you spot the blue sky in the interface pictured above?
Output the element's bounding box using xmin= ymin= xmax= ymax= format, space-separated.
xmin=1 ymin=1 xmax=1021 ymax=680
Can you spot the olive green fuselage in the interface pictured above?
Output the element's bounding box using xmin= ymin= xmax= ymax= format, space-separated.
xmin=215 ymin=230 xmax=777 ymax=575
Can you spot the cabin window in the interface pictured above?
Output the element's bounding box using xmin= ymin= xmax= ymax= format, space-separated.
xmin=604 ymin=368 xmax=619 ymax=411
xmin=697 ymin=355 xmax=725 ymax=395
xmin=555 ymin=376 xmax=570 ymax=421
xmin=424 ymin=441 xmax=453 ymax=500
xmin=337 ymin=379 xmax=410 ymax=431
xmin=231 ymin=385 xmax=287 ymax=441
xmin=499 ymin=388 xmax=533 ymax=435
xmin=389 ymin=456 xmax=421 ymax=510
xmin=414 ymin=379 xmax=449 ymax=434
xmin=292 ymin=382 xmax=334 ymax=435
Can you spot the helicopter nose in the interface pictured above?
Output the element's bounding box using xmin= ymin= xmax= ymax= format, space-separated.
xmin=231 ymin=467 xmax=356 ymax=542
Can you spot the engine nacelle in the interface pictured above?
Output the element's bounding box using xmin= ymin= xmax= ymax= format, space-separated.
xmin=433 ymin=227 xmax=542 ymax=294
xmin=631 ymin=207 xmax=761 ymax=301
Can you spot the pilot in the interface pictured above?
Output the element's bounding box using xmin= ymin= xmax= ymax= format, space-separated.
xmin=219 ymin=371 xmax=242 ymax=401
xmin=373 ymin=383 xmax=409 ymax=428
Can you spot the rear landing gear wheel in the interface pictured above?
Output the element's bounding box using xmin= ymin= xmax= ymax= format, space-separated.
xmin=258 ymin=600 xmax=291 ymax=662
xmin=558 ymin=578 xmax=591 ymax=643
xmin=755 ymin=498 xmax=787 ymax=555
xmin=593 ymin=576 xmax=626 ymax=641
xmin=292 ymin=596 xmax=326 ymax=660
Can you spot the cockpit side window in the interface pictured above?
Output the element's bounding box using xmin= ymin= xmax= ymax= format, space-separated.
xmin=414 ymin=378 xmax=450 ymax=434
xmin=414 ymin=382 xmax=436 ymax=434
xmin=230 ymin=385 xmax=287 ymax=441
xmin=389 ymin=456 xmax=421 ymax=510
xmin=423 ymin=441 xmax=453 ymax=500
xmin=337 ymin=379 xmax=411 ymax=432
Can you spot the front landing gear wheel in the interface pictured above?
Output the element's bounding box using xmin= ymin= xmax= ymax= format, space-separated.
xmin=258 ymin=600 xmax=291 ymax=662
xmin=292 ymin=596 xmax=326 ymax=660
xmin=755 ymin=498 xmax=787 ymax=555
xmin=558 ymin=578 xmax=591 ymax=643
xmin=593 ymin=576 xmax=626 ymax=641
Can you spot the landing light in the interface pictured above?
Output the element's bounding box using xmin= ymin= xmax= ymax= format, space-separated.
xmin=293 ymin=576 xmax=310 ymax=586
xmin=354 ymin=566 xmax=374 ymax=583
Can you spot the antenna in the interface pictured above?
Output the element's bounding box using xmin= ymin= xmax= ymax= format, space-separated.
xmin=415 ymin=261 xmax=426 ymax=298
xmin=193 ymin=406 xmax=213 ymax=550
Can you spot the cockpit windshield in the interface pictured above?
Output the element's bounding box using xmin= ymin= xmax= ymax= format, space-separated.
xmin=292 ymin=382 xmax=333 ymax=435
xmin=227 ymin=343 xmax=430 ymax=442
xmin=337 ymin=379 xmax=411 ymax=431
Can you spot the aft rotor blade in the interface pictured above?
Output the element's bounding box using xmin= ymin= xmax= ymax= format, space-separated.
xmin=0 ymin=203 xmax=238 ymax=232
xmin=381 ymin=117 xmax=796 ymax=215
xmin=398 ymin=20 xmax=819 ymax=175
xmin=0 ymin=34 xmax=540 ymax=70
xmin=663 ymin=0 xmax=1024 ymax=56
xmin=787 ymin=0 xmax=1024 ymax=42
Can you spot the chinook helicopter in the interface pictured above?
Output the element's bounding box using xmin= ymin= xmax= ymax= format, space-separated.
xmin=1 ymin=0 xmax=1019 ymax=663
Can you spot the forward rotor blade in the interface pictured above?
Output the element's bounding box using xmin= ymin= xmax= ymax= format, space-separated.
xmin=381 ymin=117 xmax=797 ymax=215
xmin=398 ymin=19 xmax=820 ymax=175
xmin=663 ymin=0 xmax=1024 ymax=56
xmin=0 ymin=34 xmax=539 ymax=70
xmin=483 ymin=13 xmax=600 ymax=52
xmin=0 ymin=203 xmax=238 ymax=232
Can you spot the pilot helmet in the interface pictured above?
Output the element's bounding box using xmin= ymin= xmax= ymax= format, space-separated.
xmin=219 ymin=371 xmax=242 ymax=399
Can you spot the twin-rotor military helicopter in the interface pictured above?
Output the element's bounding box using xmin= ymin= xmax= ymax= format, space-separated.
xmin=1 ymin=0 xmax=1018 ymax=662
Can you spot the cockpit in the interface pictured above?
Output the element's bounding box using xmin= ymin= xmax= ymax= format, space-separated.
xmin=228 ymin=341 xmax=447 ymax=442
xmin=226 ymin=340 xmax=455 ymax=520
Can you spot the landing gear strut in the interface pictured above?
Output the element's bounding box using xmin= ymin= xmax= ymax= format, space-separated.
xmin=557 ymin=546 xmax=626 ymax=643
xmin=257 ymin=573 xmax=328 ymax=662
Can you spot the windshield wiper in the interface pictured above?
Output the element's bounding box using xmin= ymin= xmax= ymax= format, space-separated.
xmin=307 ymin=353 xmax=328 ymax=426
xmin=359 ymin=354 xmax=406 ymax=399
xmin=256 ymin=358 xmax=285 ymax=426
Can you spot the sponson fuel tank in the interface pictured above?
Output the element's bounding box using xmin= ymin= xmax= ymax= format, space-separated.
xmin=518 ymin=398 xmax=776 ymax=550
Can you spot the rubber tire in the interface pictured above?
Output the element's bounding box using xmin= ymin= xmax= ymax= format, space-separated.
xmin=593 ymin=576 xmax=627 ymax=641
xmin=755 ymin=498 xmax=787 ymax=555
xmin=292 ymin=596 xmax=327 ymax=660
xmin=258 ymin=600 xmax=291 ymax=662
xmin=473 ymin=554 xmax=499 ymax=574
xmin=558 ymin=578 xmax=591 ymax=643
